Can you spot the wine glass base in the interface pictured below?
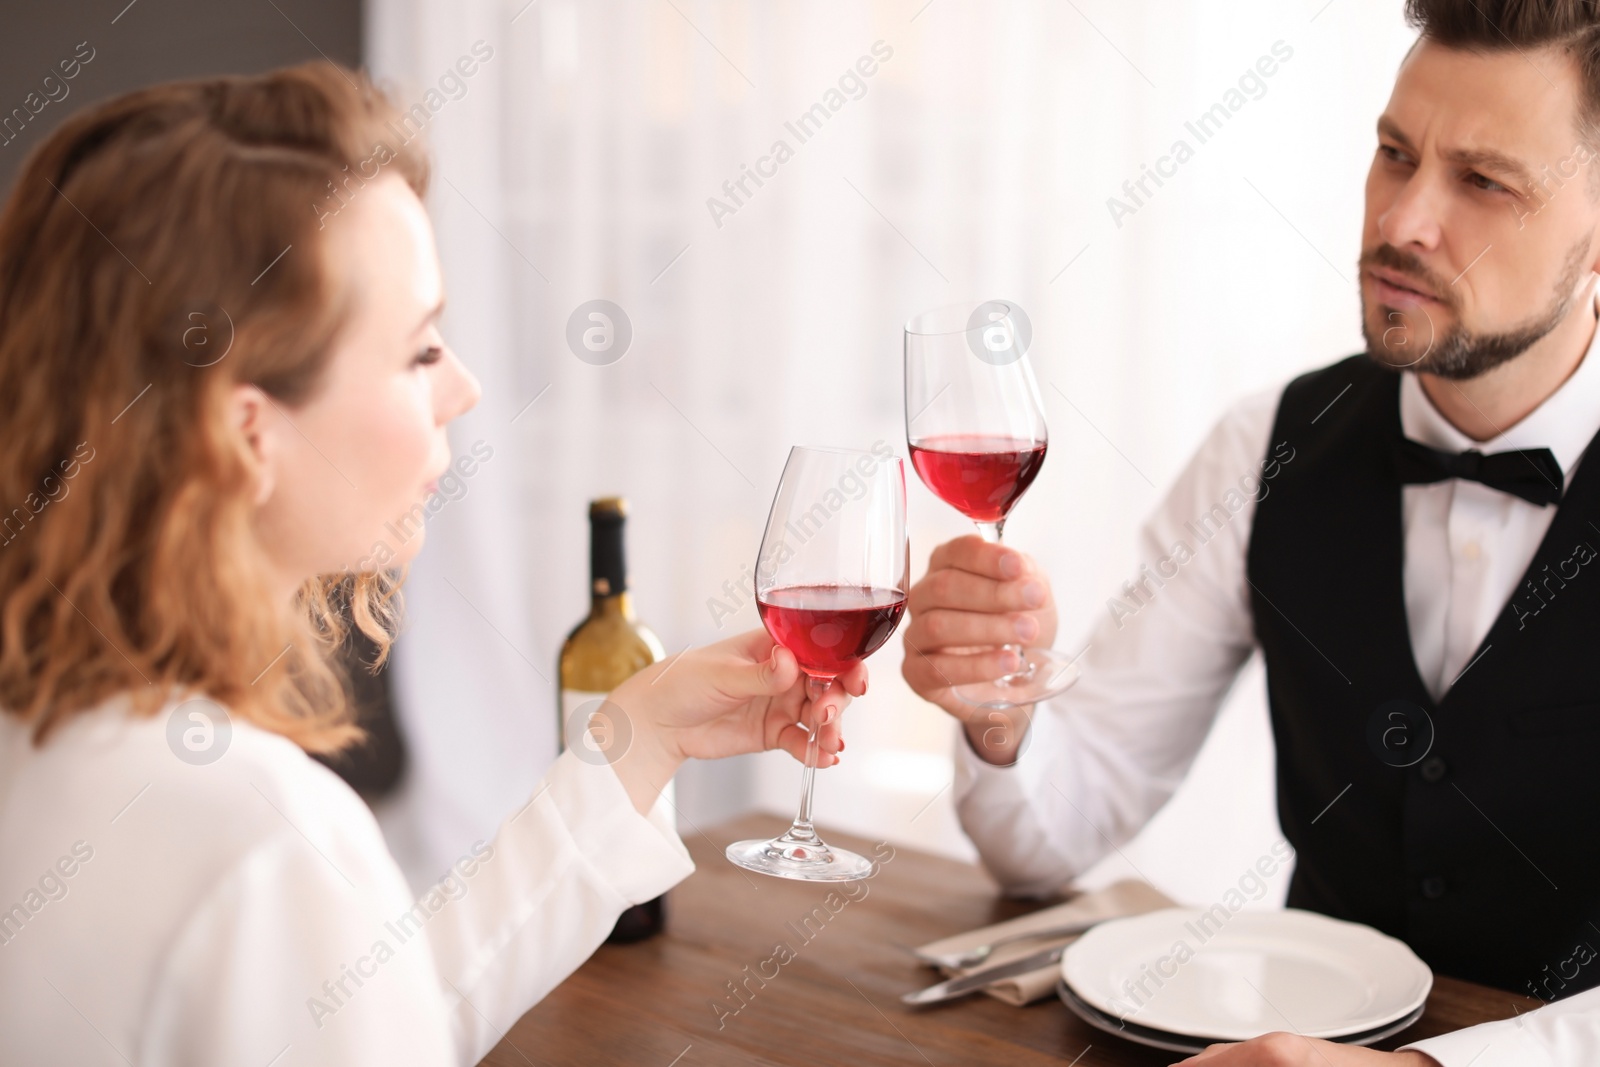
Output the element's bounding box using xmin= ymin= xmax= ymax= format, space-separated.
xmin=725 ymin=834 xmax=878 ymax=882
xmin=952 ymin=648 xmax=1081 ymax=710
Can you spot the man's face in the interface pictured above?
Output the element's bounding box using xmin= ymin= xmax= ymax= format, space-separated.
xmin=1361 ymin=38 xmax=1600 ymax=378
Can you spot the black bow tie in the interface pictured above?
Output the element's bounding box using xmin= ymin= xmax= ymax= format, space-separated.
xmin=1394 ymin=436 xmax=1564 ymax=506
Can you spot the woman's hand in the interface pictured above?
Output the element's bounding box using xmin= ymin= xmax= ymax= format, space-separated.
xmin=598 ymin=628 xmax=867 ymax=814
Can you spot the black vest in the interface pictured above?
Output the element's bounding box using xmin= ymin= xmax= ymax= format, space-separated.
xmin=1248 ymin=354 xmax=1600 ymax=1001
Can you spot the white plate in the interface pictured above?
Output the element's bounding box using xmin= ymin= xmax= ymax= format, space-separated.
xmin=1060 ymin=907 xmax=1432 ymax=1042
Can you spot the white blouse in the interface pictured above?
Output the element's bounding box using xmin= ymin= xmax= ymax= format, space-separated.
xmin=0 ymin=692 xmax=694 ymax=1065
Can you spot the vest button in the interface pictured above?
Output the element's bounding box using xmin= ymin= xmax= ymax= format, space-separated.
xmin=1419 ymin=756 xmax=1447 ymax=783
xmin=1421 ymin=875 xmax=1447 ymax=899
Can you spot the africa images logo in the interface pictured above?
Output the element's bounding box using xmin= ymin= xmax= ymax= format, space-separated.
xmin=165 ymin=697 xmax=232 ymax=766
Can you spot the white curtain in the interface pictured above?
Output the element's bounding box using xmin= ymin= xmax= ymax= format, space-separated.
xmin=366 ymin=0 xmax=1416 ymax=907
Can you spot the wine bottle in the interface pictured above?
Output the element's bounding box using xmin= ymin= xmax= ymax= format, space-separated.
xmin=558 ymin=496 xmax=669 ymax=942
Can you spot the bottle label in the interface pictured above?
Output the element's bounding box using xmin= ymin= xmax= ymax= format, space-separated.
xmin=559 ymin=690 xmax=675 ymax=808
xmin=559 ymin=690 xmax=612 ymax=758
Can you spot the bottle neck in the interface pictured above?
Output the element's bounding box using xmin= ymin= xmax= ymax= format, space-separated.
xmin=591 ymin=589 xmax=637 ymax=621
xmin=589 ymin=510 xmax=631 ymax=620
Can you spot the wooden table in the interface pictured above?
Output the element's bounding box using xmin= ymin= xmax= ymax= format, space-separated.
xmin=491 ymin=815 xmax=1538 ymax=1065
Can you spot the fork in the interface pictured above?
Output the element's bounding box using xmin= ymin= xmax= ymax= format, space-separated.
xmin=913 ymin=917 xmax=1102 ymax=970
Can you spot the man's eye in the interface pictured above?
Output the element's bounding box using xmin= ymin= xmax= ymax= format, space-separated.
xmin=1378 ymin=144 xmax=1410 ymax=165
xmin=413 ymin=345 xmax=443 ymax=367
xmin=1467 ymin=172 xmax=1507 ymax=194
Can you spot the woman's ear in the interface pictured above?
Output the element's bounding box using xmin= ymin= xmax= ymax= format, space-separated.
xmin=229 ymin=383 xmax=278 ymax=506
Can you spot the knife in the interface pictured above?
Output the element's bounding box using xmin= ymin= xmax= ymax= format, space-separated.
xmin=900 ymin=942 xmax=1070 ymax=1007
xmin=911 ymin=916 xmax=1105 ymax=969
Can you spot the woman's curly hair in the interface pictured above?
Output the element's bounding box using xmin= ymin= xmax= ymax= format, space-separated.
xmin=0 ymin=60 xmax=428 ymax=752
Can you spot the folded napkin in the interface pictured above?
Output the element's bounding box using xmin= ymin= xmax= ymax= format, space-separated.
xmin=913 ymin=878 xmax=1176 ymax=1006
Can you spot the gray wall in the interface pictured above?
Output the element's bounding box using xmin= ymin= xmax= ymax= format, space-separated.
xmin=0 ymin=0 xmax=361 ymax=197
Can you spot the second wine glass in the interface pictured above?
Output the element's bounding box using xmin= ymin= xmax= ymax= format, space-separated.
xmin=904 ymin=301 xmax=1079 ymax=710
xmin=724 ymin=445 xmax=908 ymax=882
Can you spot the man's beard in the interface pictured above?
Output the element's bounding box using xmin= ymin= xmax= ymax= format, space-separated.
xmin=1361 ymin=238 xmax=1591 ymax=381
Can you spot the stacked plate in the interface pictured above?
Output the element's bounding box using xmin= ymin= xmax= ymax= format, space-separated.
xmin=1056 ymin=908 xmax=1433 ymax=1055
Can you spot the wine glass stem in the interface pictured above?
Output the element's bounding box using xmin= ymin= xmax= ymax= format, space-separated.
xmin=975 ymin=519 xmax=1007 ymax=545
xmin=788 ymin=674 xmax=833 ymax=842
xmin=974 ymin=520 xmax=1029 ymax=679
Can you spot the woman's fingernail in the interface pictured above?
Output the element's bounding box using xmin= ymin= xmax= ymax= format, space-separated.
xmin=1022 ymin=581 xmax=1045 ymax=608
xmin=839 ymin=738 xmax=846 ymax=751
xmin=1015 ymin=615 xmax=1038 ymax=641
xmin=999 ymin=552 xmax=1023 ymax=578
xmin=824 ymin=704 xmax=838 ymax=725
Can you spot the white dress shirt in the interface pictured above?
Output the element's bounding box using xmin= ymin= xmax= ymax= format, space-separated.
xmin=0 ymin=692 xmax=693 ymax=1066
xmin=954 ymin=311 xmax=1600 ymax=1066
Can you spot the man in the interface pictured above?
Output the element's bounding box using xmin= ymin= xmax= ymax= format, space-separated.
xmin=903 ymin=2 xmax=1600 ymax=1064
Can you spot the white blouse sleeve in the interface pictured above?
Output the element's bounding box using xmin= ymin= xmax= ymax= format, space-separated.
xmin=1398 ymin=987 xmax=1600 ymax=1066
xmin=139 ymin=748 xmax=693 ymax=1067
xmin=426 ymin=749 xmax=695 ymax=1063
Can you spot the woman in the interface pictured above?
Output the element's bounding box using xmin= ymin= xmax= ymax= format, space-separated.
xmin=0 ymin=61 xmax=855 ymax=1065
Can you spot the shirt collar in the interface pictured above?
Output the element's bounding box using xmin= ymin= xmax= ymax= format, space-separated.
xmin=1400 ymin=293 xmax=1600 ymax=486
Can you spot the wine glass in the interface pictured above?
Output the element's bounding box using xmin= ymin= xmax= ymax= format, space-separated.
xmin=904 ymin=301 xmax=1079 ymax=709
xmin=725 ymin=445 xmax=909 ymax=882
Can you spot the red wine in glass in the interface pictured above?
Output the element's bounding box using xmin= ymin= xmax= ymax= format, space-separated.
xmin=757 ymin=585 xmax=907 ymax=677
xmin=725 ymin=445 xmax=909 ymax=883
xmin=908 ymin=434 xmax=1048 ymax=523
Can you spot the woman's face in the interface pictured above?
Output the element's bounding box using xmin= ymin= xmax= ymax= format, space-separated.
xmin=247 ymin=173 xmax=481 ymax=591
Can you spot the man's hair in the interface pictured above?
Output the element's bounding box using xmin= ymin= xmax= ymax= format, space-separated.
xmin=1405 ymin=1 xmax=1600 ymax=142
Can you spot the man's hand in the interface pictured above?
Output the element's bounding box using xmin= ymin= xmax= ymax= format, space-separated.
xmin=1171 ymin=1034 xmax=1441 ymax=1066
xmin=900 ymin=535 xmax=1058 ymax=766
